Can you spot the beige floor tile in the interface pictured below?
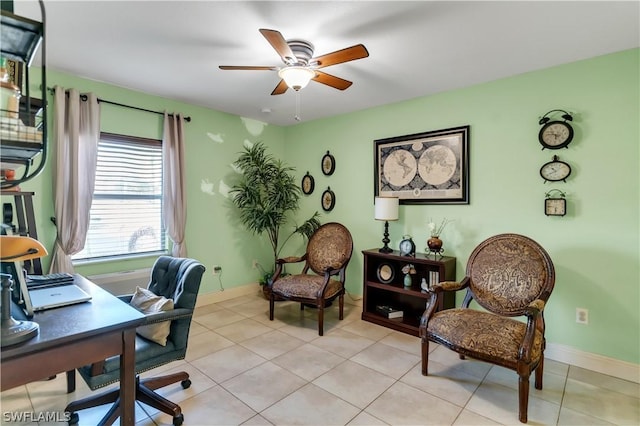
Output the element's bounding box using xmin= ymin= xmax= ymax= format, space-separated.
xmin=225 ymin=298 xmax=271 ymax=318
xmin=310 ymin=328 xmax=376 ymax=358
xmin=427 ymin=344 xmax=493 ymax=380
xmin=277 ymin=321 xmax=323 ymax=342
xmin=365 ymin=381 xmax=461 ymax=425
xmin=557 ymin=406 xmax=615 ymax=425
xmin=400 ymin=360 xmax=482 ymax=407
xmin=568 ymin=365 xmax=640 ymax=398
xmin=272 ymin=343 xmax=346 ymax=381
xmin=562 ymin=377 xmax=640 ymax=425
xmin=340 ymin=319 xmax=393 ymax=341
xmin=350 ymin=341 xmax=420 ymax=380
xmin=221 ymin=362 xmax=306 ymax=412
xmin=195 ymin=308 xmax=247 ymax=330
xmin=214 ymin=317 xmax=275 ymax=343
xmin=452 ymin=409 xmax=501 ymax=425
xmin=240 ymin=329 xmax=305 ymax=359
xmin=312 ymin=360 xmax=395 ymax=409
xmin=241 ymin=413 xmax=274 ymax=425
xmin=184 ymin=329 xmax=235 ymax=362
xmin=154 ymin=385 xmax=256 ymax=426
xmin=466 ymin=380 xmax=560 ymax=425
xmin=378 ymin=330 xmax=421 ymax=356
xmin=261 ymin=383 xmax=360 ymax=426
xmin=188 ymin=320 xmax=209 ymax=337
xmin=347 ymin=411 xmax=388 ymax=425
xmin=191 ymin=345 xmax=266 ymax=383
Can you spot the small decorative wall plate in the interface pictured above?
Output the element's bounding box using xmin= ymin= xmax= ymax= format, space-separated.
xmin=376 ymin=263 xmax=395 ymax=284
xmin=301 ymin=172 xmax=314 ymax=195
xmin=321 ymin=151 xmax=335 ymax=176
xmin=321 ymin=187 xmax=335 ymax=211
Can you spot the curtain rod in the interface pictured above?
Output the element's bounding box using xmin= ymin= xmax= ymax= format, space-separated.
xmin=46 ymin=87 xmax=191 ymax=122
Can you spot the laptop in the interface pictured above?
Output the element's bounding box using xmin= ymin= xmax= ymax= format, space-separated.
xmin=28 ymin=283 xmax=92 ymax=312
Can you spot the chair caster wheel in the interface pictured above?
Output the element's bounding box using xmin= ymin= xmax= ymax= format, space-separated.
xmin=173 ymin=413 xmax=184 ymax=426
xmin=181 ymin=379 xmax=191 ymax=389
xmin=68 ymin=412 xmax=79 ymax=425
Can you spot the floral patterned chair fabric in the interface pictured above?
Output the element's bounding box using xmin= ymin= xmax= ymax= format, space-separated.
xmin=419 ymin=233 xmax=555 ymax=423
xmin=269 ymin=222 xmax=353 ymax=336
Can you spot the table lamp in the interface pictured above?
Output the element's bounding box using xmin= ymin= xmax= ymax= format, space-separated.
xmin=374 ymin=196 xmax=399 ymax=253
xmin=1 ymin=235 xmax=48 ymax=347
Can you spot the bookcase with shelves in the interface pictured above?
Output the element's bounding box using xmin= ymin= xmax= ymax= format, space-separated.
xmin=361 ymin=249 xmax=456 ymax=336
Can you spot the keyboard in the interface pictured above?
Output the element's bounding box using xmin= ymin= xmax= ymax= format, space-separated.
xmin=26 ymin=273 xmax=75 ymax=288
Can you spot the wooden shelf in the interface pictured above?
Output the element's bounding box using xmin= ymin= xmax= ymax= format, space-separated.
xmin=361 ymin=248 xmax=456 ymax=336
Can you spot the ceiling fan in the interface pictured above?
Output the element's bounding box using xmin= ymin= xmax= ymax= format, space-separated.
xmin=219 ymin=29 xmax=369 ymax=95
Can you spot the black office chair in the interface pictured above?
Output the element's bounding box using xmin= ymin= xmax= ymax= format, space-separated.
xmin=65 ymin=256 xmax=205 ymax=426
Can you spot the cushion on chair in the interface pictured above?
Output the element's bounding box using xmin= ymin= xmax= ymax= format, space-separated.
xmin=427 ymin=308 xmax=543 ymax=368
xmin=130 ymin=286 xmax=174 ymax=346
xmin=271 ymin=274 xmax=343 ymax=300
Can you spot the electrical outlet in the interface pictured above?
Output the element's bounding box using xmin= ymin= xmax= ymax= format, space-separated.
xmin=576 ymin=307 xmax=589 ymax=325
xmin=212 ymin=265 xmax=222 ymax=276
xmin=252 ymin=259 xmax=258 ymax=269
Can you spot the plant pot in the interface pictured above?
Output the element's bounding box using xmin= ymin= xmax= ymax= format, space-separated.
xmin=427 ymin=236 xmax=443 ymax=251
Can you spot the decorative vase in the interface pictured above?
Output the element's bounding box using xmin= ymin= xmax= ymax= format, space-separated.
xmin=427 ymin=236 xmax=443 ymax=251
xmin=403 ymin=273 xmax=412 ymax=288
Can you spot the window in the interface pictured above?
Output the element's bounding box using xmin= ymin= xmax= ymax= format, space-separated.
xmin=73 ymin=133 xmax=166 ymax=261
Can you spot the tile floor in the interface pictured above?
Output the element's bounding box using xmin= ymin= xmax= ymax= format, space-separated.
xmin=2 ymin=292 xmax=639 ymax=426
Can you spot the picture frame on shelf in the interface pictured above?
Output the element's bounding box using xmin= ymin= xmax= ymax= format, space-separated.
xmin=374 ymin=125 xmax=470 ymax=204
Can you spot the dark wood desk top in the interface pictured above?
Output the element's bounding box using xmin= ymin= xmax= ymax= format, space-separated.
xmin=1 ymin=274 xmax=145 ymax=361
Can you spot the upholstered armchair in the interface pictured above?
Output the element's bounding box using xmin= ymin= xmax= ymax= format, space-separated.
xmin=65 ymin=256 xmax=205 ymax=426
xmin=419 ymin=233 xmax=555 ymax=423
xmin=269 ymin=222 xmax=353 ymax=336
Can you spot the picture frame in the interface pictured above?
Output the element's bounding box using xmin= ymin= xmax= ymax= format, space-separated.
xmin=374 ymin=125 xmax=470 ymax=204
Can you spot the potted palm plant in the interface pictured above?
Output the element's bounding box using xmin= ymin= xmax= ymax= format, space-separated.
xmin=230 ymin=142 xmax=321 ymax=297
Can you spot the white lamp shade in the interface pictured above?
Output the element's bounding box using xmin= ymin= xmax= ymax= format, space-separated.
xmin=278 ymin=66 xmax=315 ymax=91
xmin=374 ymin=197 xmax=399 ymax=221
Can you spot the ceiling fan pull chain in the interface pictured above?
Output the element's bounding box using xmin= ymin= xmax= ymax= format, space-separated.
xmin=294 ymin=91 xmax=302 ymax=122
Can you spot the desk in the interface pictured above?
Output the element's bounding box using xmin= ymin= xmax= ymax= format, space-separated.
xmin=1 ymin=275 xmax=145 ymax=425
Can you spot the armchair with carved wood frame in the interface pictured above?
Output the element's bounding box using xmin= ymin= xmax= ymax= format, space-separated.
xmin=419 ymin=233 xmax=555 ymax=423
xmin=269 ymin=222 xmax=353 ymax=336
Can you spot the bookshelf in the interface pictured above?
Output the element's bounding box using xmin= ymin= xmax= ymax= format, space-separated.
xmin=361 ymin=249 xmax=456 ymax=336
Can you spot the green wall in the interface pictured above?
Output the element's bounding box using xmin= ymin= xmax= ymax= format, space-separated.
xmin=5 ymin=48 xmax=638 ymax=364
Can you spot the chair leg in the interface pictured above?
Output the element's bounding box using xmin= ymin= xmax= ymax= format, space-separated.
xmin=421 ymin=338 xmax=430 ymax=375
xmin=137 ymin=382 xmax=182 ymax=419
xmin=318 ymin=305 xmax=324 ymax=336
xmin=518 ymin=374 xmax=530 ymax=423
xmin=66 ymin=370 xmax=76 ymax=393
xmin=535 ymin=357 xmax=544 ymax=390
xmin=141 ymin=372 xmax=189 ymax=391
xmin=65 ymin=388 xmax=120 ymax=415
xmin=269 ymin=294 xmax=275 ymax=320
xmin=339 ymin=294 xmax=344 ymax=320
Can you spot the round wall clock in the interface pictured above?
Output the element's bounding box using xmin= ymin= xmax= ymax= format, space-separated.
xmin=538 ymin=110 xmax=574 ymax=150
xmin=301 ymin=172 xmax=314 ymax=195
xmin=321 ymin=151 xmax=335 ymax=176
xmin=376 ymin=263 xmax=395 ymax=284
xmin=540 ymin=155 xmax=571 ymax=183
xmin=321 ymin=187 xmax=335 ymax=211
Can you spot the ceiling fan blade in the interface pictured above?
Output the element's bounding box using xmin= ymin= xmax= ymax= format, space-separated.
xmin=219 ymin=65 xmax=278 ymax=71
xmin=259 ymin=29 xmax=296 ymax=64
xmin=312 ymin=44 xmax=369 ymax=69
xmin=271 ymin=80 xmax=289 ymax=95
xmin=312 ymin=71 xmax=353 ymax=90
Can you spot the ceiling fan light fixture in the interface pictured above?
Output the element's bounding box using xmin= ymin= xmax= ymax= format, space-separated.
xmin=278 ymin=66 xmax=315 ymax=91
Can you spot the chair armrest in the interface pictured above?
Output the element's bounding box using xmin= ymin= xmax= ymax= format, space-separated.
xmin=518 ymin=298 xmax=546 ymax=362
xmin=430 ymin=278 xmax=469 ymax=293
xmin=272 ymin=254 xmax=308 ymax=284
xmin=140 ymin=307 xmax=193 ymax=325
xmin=419 ymin=277 xmax=469 ymax=339
xmin=117 ymin=294 xmax=134 ymax=304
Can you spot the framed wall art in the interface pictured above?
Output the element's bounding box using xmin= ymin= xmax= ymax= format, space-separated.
xmin=374 ymin=125 xmax=470 ymax=204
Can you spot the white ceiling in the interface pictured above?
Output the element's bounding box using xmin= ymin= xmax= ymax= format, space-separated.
xmin=13 ymin=1 xmax=640 ymax=126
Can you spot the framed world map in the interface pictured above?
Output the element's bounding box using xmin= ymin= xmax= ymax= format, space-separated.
xmin=374 ymin=126 xmax=470 ymax=204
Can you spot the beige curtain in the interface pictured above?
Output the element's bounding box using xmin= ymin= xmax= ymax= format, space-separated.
xmin=162 ymin=112 xmax=187 ymax=257
xmin=49 ymin=87 xmax=100 ymax=273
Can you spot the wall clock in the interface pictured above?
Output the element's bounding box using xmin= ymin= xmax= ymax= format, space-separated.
xmin=538 ymin=109 xmax=574 ymax=150
xmin=545 ymin=189 xmax=567 ymax=216
xmin=540 ymin=155 xmax=571 ymax=183
xmin=321 ymin=151 xmax=335 ymax=176
xmin=301 ymin=172 xmax=314 ymax=195
xmin=321 ymin=187 xmax=335 ymax=211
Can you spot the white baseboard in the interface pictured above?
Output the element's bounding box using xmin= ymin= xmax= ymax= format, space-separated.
xmin=546 ymin=342 xmax=640 ymax=384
